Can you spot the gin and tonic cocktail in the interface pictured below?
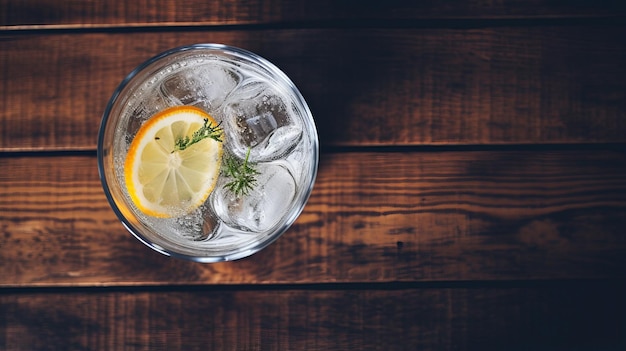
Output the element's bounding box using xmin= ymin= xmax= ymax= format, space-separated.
xmin=98 ymin=44 xmax=318 ymax=261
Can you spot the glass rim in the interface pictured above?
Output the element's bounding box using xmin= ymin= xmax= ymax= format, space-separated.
xmin=97 ymin=43 xmax=319 ymax=262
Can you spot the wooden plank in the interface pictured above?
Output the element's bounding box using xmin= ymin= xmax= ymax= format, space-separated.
xmin=1 ymin=149 xmax=625 ymax=286
xmin=1 ymin=283 xmax=625 ymax=350
xmin=1 ymin=26 xmax=625 ymax=151
xmin=1 ymin=0 xmax=624 ymax=28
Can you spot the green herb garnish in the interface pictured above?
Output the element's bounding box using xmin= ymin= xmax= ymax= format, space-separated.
xmin=223 ymin=148 xmax=259 ymax=196
xmin=173 ymin=118 xmax=222 ymax=152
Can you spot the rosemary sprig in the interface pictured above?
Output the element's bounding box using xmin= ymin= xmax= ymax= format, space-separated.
xmin=172 ymin=118 xmax=222 ymax=152
xmin=223 ymin=148 xmax=259 ymax=197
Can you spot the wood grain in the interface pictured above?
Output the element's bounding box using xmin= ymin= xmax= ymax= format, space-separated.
xmin=2 ymin=0 xmax=624 ymax=28
xmin=1 ymin=283 xmax=625 ymax=350
xmin=2 ymin=1 xmax=625 ymax=349
xmin=2 ymin=26 xmax=625 ymax=151
xmin=1 ymin=150 xmax=624 ymax=286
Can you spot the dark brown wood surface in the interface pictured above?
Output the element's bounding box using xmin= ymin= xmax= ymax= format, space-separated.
xmin=2 ymin=0 xmax=624 ymax=27
xmin=1 ymin=150 xmax=625 ymax=286
xmin=2 ymin=282 xmax=625 ymax=350
xmin=2 ymin=26 xmax=626 ymax=150
xmin=1 ymin=0 xmax=625 ymax=350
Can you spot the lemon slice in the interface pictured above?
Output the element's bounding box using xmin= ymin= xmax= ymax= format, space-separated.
xmin=124 ymin=106 xmax=223 ymax=218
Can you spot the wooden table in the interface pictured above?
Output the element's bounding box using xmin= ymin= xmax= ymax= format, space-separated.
xmin=2 ymin=1 xmax=626 ymax=350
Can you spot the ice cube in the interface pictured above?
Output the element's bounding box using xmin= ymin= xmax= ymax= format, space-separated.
xmin=211 ymin=162 xmax=296 ymax=233
xmin=160 ymin=63 xmax=240 ymax=113
xmin=121 ymin=86 xmax=169 ymax=143
xmin=144 ymin=207 xmax=220 ymax=242
xmin=223 ymin=80 xmax=302 ymax=161
xmin=126 ymin=86 xmax=169 ymax=121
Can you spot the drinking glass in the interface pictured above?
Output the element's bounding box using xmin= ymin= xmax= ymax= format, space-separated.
xmin=98 ymin=44 xmax=318 ymax=262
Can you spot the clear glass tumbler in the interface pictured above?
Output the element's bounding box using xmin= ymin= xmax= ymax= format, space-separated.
xmin=98 ymin=44 xmax=318 ymax=262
